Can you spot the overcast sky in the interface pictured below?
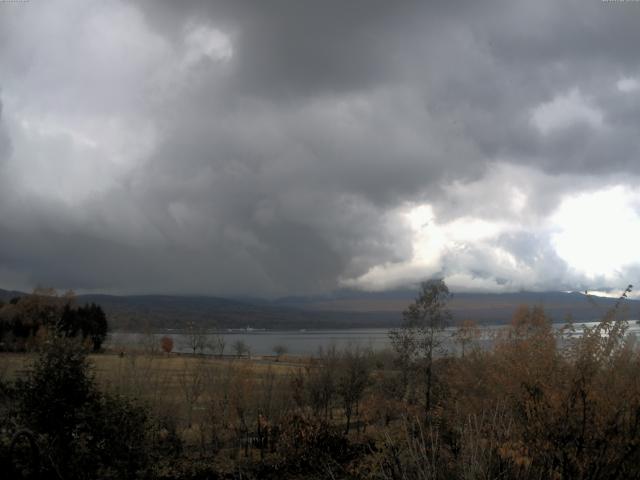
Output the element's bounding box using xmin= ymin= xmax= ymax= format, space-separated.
xmin=1 ymin=0 xmax=639 ymax=297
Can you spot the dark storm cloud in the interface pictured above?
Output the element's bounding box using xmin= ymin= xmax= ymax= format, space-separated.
xmin=1 ymin=0 xmax=639 ymax=295
xmin=0 ymin=99 xmax=10 ymax=164
xmin=137 ymin=0 xmax=427 ymax=96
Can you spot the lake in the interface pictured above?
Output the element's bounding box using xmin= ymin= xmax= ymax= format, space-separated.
xmin=107 ymin=320 xmax=640 ymax=356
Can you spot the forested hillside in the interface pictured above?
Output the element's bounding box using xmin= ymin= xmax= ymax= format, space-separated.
xmin=2 ymin=288 xmax=636 ymax=331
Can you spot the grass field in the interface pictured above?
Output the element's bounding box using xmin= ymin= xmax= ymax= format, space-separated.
xmin=0 ymin=351 xmax=305 ymax=443
xmin=0 ymin=351 xmax=304 ymax=379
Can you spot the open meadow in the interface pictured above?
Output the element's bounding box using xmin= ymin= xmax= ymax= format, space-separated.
xmin=1 ymin=351 xmax=305 ymax=439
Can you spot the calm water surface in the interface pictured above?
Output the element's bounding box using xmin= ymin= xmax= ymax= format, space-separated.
xmin=108 ymin=321 xmax=640 ymax=356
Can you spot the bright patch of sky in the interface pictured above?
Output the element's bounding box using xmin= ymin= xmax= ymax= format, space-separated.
xmin=551 ymin=186 xmax=640 ymax=279
xmin=345 ymin=185 xmax=640 ymax=293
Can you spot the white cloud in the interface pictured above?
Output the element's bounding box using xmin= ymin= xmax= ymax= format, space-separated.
xmin=531 ymin=88 xmax=604 ymax=135
xmin=442 ymin=217 xmax=509 ymax=244
xmin=341 ymin=203 xmax=515 ymax=291
xmin=183 ymin=24 xmax=233 ymax=67
xmin=617 ymin=77 xmax=640 ymax=93
xmin=342 ymin=179 xmax=640 ymax=293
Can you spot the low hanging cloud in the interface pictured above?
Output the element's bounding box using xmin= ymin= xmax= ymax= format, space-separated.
xmin=0 ymin=0 xmax=639 ymax=296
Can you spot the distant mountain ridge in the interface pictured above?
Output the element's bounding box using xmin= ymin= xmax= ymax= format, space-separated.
xmin=0 ymin=288 xmax=637 ymax=331
xmin=278 ymin=289 xmax=640 ymax=324
xmin=0 ymin=289 xmax=26 ymax=302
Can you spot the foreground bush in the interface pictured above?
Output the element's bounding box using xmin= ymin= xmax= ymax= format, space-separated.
xmin=11 ymin=334 xmax=152 ymax=479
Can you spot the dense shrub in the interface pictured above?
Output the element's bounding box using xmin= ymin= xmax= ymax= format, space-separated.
xmin=13 ymin=334 xmax=151 ymax=479
xmin=60 ymin=302 xmax=109 ymax=351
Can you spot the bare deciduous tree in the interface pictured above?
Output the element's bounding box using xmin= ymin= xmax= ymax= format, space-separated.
xmin=389 ymin=279 xmax=451 ymax=417
xmin=233 ymin=339 xmax=249 ymax=358
xmin=338 ymin=346 xmax=372 ymax=434
xmin=179 ymin=358 xmax=206 ymax=427
xmin=185 ymin=321 xmax=207 ymax=355
xmin=305 ymin=345 xmax=339 ymax=421
xmin=210 ymin=332 xmax=226 ymax=357
xmin=453 ymin=319 xmax=480 ymax=357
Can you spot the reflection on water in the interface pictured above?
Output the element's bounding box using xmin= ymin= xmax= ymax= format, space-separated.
xmin=108 ymin=320 xmax=640 ymax=356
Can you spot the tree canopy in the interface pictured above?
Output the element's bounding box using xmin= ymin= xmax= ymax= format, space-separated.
xmin=0 ymin=290 xmax=108 ymax=351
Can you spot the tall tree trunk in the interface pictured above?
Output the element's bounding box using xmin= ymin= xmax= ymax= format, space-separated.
xmin=345 ymin=405 xmax=352 ymax=435
xmin=425 ymin=346 xmax=433 ymax=419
